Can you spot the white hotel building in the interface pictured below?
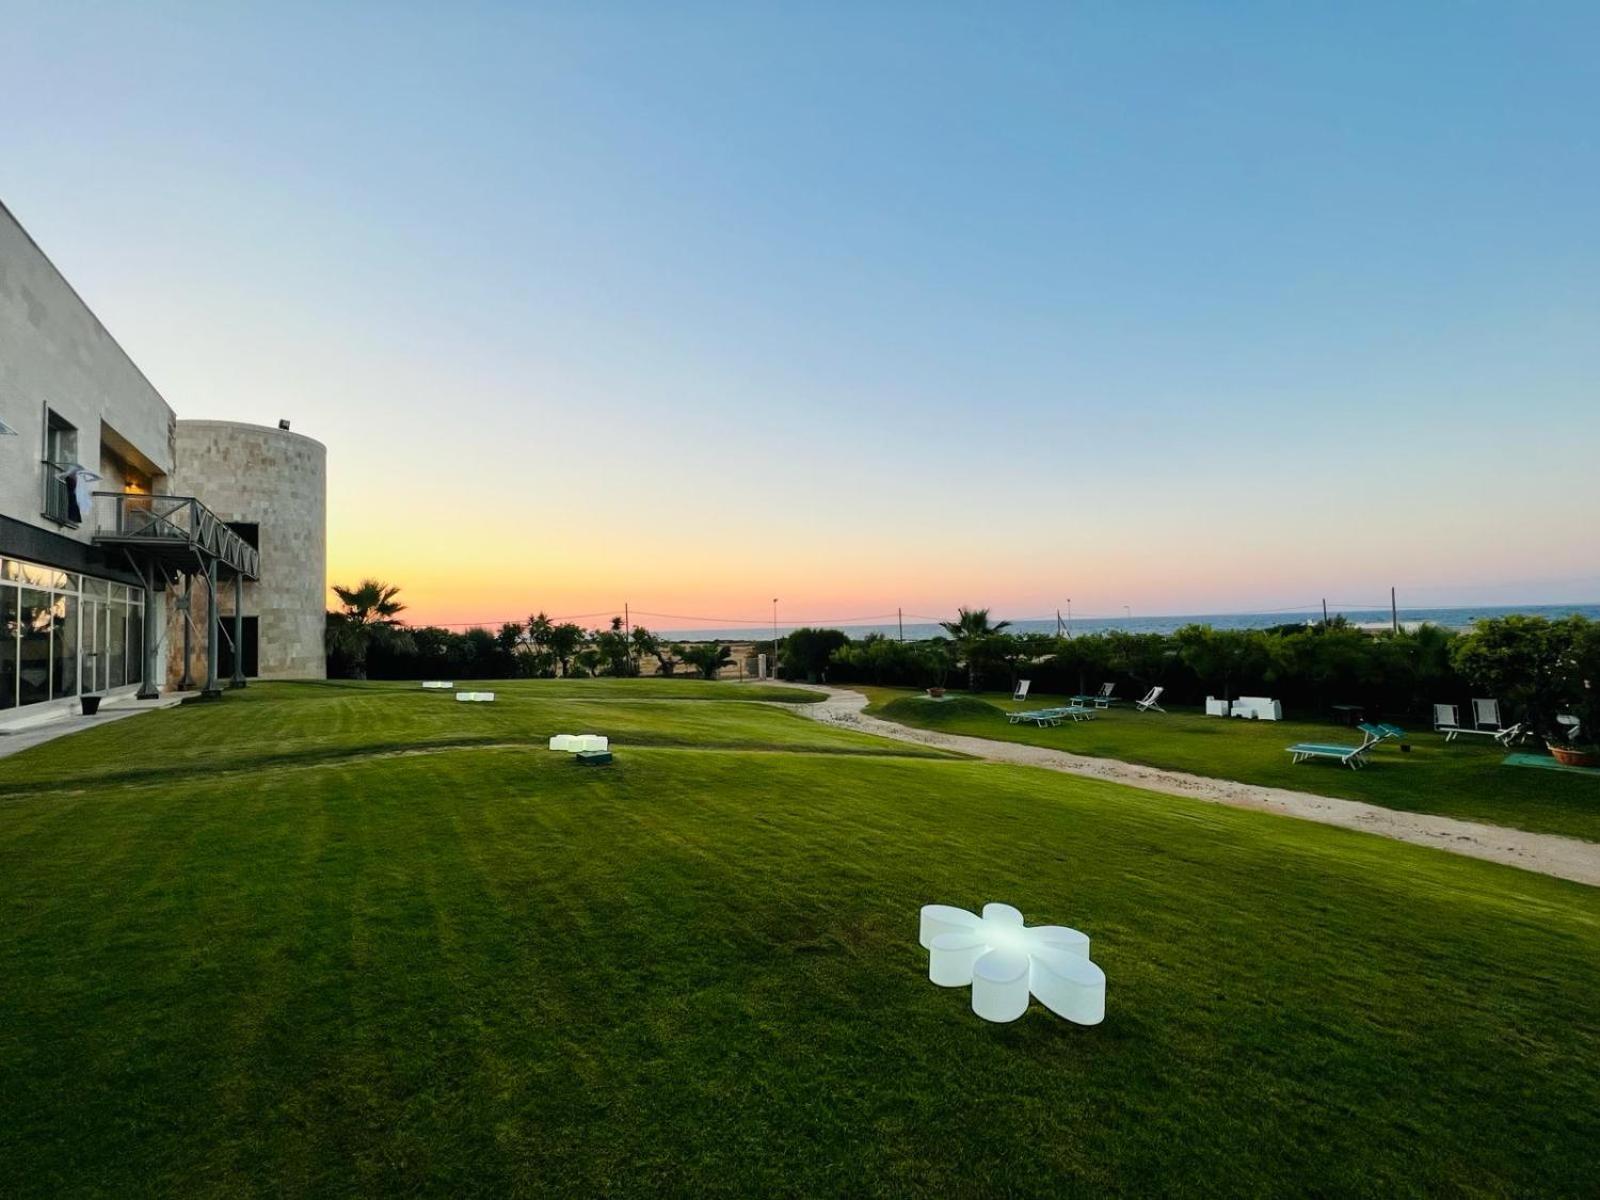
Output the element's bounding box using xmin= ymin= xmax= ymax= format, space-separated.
xmin=0 ymin=199 xmax=327 ymax=725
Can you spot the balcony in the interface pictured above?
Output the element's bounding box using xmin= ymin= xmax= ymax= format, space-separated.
xmin=91 ymin=492 xmax=260 ymax=580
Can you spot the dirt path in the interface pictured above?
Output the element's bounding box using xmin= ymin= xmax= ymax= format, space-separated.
xmin=781 ymin=686 xmax=1600 ymax=888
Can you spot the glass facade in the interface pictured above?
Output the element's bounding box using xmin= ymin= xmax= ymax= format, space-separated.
xmin=0 ymin=556 xmax=145 ymax=712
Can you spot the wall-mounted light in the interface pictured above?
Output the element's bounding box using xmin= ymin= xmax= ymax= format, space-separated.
xmin=278 ymin=419 xmax=291 ymax=431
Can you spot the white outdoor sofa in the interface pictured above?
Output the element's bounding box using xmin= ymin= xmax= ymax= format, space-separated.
xmin=1230 ymin=696 xmax=1282 ymax=721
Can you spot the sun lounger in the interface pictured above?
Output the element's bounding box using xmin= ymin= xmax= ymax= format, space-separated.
xmin=1072 ymin=683 xmax=1116 ymax=708
xmin=1135 ymin=686 xmax=1165 ymax=713
xmin=1357 ymin=722 xmax=1404 ymax=743
xmin=1008 ymin=706 xmax=1096 ymax=727
xmin=1287 ymin=741 xmax=1372 ymax=768
xmin=1436 ymin=699 xmax=1511 ymax=742
xmin=1290 ymin=722 xmax=1397 ymax=768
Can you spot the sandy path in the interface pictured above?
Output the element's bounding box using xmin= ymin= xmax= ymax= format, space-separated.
xmin=780 ymin=686 xmax=1600 ymax=888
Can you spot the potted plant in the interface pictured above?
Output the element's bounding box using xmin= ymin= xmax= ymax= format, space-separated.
xmin=1550 ymin=622 xmax=1600 ymax=768
xmin=81 ymin=693 xmax=102 ymax=716
xmin=921 ymin=642 xmax=953 ymax=699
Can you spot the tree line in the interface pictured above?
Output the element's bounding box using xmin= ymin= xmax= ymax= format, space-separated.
xmin=325 ymin=581 xmax=736 ymax=681
xmin=326 ymin=584 xmax=1598 ymax=745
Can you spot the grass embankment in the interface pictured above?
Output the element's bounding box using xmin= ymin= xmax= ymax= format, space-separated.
xmin=864 ymin=687 xmax=1600 ymax=843
xmin=1 ymin=681 xmax=1597 ymax=1195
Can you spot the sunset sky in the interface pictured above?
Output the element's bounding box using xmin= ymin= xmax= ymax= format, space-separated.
xmin=4 ymin=3 xmax=1597 ymax=630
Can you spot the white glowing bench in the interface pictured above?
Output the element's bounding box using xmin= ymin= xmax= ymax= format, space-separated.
xmin=455 ymin=691 xmax=495 ymax=702
xmin=421 ymin=681 xmax=454 ymax=689
xmin=1205 ymin=697 xmax=1231 ymax=717
xmin=549 ymin=734 xmax=609 ymax=753
xmin=919 ymin=902 xmax=1104 ymax=1025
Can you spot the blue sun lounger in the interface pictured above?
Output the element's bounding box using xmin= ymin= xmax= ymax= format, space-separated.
xmin=1287 ymin=723 xmax=1397 ymax=769
xmin=1008 ymin=705 xmax=1097 ymax=727
xmin=1357 ymin=722 xmax=1406 ymax=746
xmin=1286 ymin=740 xmax=1374 ymax=769
xmin=1072 ymin=683 xmax=1116 ymax=709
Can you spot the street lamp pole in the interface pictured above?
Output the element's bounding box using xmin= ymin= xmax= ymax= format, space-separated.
xmin=771 ymin=598 xmax=779 ymax=680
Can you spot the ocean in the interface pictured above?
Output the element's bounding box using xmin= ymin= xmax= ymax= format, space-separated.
xmin=658 ymin=603 xmax=1600 ymax=642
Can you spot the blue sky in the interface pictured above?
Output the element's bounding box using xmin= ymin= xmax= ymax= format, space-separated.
xmin=4 ymin=2 xmax=1597 ymax=624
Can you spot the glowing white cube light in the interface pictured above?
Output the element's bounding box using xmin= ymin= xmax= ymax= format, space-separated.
xmin=421 ymin=681 xmax=454 ymax=689
xmin=455 ymin=692 xmax=495 ymax=702
xmin=919 ymin=902 xmax=1105 ymax=1025
xmin=548 ymin=734 xmax=609 ymax=753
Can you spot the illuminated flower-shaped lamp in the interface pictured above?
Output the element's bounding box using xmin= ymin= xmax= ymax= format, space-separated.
xmin=919 ymin=902 xmax=1105 ymax=1024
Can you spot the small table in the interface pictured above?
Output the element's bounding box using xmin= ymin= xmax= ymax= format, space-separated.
xmin=1330 ymin=704 xmax=1364 ymax=727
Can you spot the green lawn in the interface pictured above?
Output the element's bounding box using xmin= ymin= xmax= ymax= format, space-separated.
xmin=859 ymin=686 xmax=1600 ymax=843
xmin=2 ymin=681 xmax=1598 ymax=1196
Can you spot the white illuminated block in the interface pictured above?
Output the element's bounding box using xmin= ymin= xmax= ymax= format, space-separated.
xmin=575 ymin=735 xmax=608 ymax=753
xmin=549 ymin=734 xmax=579 ymax=751
xmin=421 ymin=681 xmax=454 ymax=689
xmin=919 ymin=902 xmax=1104 ymax=1025
xmin=455 ymin=692 xmax=495 ymax=702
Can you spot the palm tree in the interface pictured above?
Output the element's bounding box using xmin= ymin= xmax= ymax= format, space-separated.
xmin=527 ymin=612 xmax=554 ymax=655
xmin=326 ymin=579 xmax=406 ymax=678
xmin=939 ymin=607 xmax=1011 ymax=690
xmin=681 ymin=642 xmax=734 ymax=680
xmin=630 ymin=626 xmax=661 ymax=674
xmin=548 ymin=623 xmax=584 ymax=677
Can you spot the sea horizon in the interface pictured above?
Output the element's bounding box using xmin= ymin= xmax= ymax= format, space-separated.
xmin=653 ymin=601 xmax=1600 ymax=643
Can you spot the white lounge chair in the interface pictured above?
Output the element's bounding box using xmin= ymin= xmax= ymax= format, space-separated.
xmin=1013 ymin=680 xmax=1031 ymax=702
xmin=1135 ymin=686 xmax=1165 ymax=713
xmin=1436 ymin=699 xmax=1511 ymax=742
xmin=1472 ymin=698 xmax=1507 ymax=735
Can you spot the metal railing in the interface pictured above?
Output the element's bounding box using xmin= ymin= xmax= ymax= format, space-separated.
xmin=91 ymin=491 xmax=261 ymax=579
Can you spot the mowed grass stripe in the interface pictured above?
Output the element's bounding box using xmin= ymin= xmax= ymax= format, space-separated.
xmin=0 ymin=683 xmax=946 ymax=797
xmin=1 ymin=732 xmax=1597 ymax=1196
xmin=864 ymin=686 xmax=1600 ymax=842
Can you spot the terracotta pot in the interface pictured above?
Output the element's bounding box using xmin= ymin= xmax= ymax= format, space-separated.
xmin=1548 ymin=743 xmax=1600 ymax=769
xmin=926 ymin=687 xmax=946 ymax=698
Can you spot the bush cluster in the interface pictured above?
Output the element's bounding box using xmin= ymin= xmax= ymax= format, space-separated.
xmin=820 ymin=615 xmax=1598 ymax=732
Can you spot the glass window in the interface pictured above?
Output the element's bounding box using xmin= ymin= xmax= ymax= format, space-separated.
xmin=82 ymin=577 xmax=109 ymax=599
xmin=2 ymin=559 xmax=71 ymax=589
xmin=108 ymin=597 xmax=128 ymax=689
xmin=1 ymin=585 xmax=16 ymax=710
xmin=81 ymin=598 xmax=102 ymax=694
xmin=44 ymin=412 xmax=79 ymax=525
xmin=18 ymin=589 xmax=52 ymax=706
xmin=51 ymin=593 xmax=78 ymax=700
xmin=127 ymin=599 xmax=144 ymax=690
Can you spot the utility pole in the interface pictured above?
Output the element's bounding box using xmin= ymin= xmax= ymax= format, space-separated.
xmin=1067 ymin=599 xmax=1072 ymax=638
xmin=1322 ymin=598 xmax=1328 ymax=626
xmin=898 ymin=608 xmax=903 ymax=642
xmin=772 ymin=598 xmax=778 ymax=678
xmin=1391 ymin=587 xmax=1399 ymax=634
